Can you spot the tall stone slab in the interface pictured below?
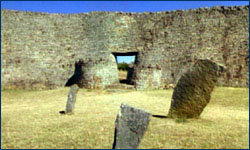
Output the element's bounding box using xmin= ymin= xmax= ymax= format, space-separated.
xmin=168 ymin=59 xmax=224 ymax=118
xmin=65 ymin=84 xmax=79 ymax=114
xmin=113 ymin=104 xmax=151 ymax=149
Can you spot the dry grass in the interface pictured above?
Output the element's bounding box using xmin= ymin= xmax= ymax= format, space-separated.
xmin=118 ymin=70 xmax=127 ymax=81
xmin=1 ymin=87 xmax=249 ymax=149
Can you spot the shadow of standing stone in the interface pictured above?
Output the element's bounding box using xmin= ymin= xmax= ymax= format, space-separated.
xmin=168 ymin=59 xmax=224 ymax=118
xmin=112 ymin=103 xmax=151 ymax=149
xmin=65 ymin=60 xmax=84 ymax=87
xmin=62 ymin=84 xmax=79 ymax=114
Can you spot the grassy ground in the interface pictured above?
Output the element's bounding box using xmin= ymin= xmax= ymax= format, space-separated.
xmin=118 ymin=70 xmax=127 ymax=81
xmin=1 ymin=87 xmax=249 ymax=149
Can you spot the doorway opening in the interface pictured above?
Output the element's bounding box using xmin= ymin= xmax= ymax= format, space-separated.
xmin=112 ymin=52 xmax=138 ymax=85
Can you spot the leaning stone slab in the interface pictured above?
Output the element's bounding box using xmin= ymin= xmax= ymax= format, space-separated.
xmin=168 ymin=59 xmax=224 ymax=118
xmin=112 ymin=103 xmax=151 ymax=149
xmin=65 ymin=84 xmax=79 ymax=114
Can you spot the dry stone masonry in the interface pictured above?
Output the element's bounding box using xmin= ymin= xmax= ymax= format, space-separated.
xmin=112 ymin=103 xmax=151 ymax=149
xmin=68 ymin=56 xmax=118 ymax=89
xmin=168 ymin=59 xmax=224 ymax=118
xmin=1 ymin=5 xmax=249 ymax=90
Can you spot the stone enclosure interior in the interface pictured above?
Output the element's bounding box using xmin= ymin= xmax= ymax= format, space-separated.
xmin=1 ymin=5 xmax=249 ymax=90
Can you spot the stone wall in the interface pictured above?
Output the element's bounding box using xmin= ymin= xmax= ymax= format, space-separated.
xmin=1 ymin=5 xmax=249 ymax=89
xmin=77 ymin=54 xmax=118 ymax=89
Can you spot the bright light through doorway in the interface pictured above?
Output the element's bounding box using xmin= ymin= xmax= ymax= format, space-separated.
xmin=116 ymin=56 xmax=135 ymax=64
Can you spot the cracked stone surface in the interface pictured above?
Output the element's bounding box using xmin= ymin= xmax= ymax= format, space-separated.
xmin=168 ymin=59 xmax=224 ymax=118
xmin=65 ymin=84 xmax=79 ymax=113
xmin=112 ymin=103 xmax=151 ymax=149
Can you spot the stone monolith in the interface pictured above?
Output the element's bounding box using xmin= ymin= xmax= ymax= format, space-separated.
xmin=168 ymin=59 xmax=224 ymax=118
xmin=65 ymin=84 xmax=79 ymax=114
xmin=112 ymin=103 xmax=151 ymax=149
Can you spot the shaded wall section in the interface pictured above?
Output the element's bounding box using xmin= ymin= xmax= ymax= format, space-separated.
xmin=1 ymin=5 xmax=249 ymax=89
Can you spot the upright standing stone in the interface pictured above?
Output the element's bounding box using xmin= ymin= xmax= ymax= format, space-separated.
xmin=65 ymin=84 xmax=79 ymax=114
xmin=168 ymin=59 xmax=224 ymax=118
xmin=112 ymin=104 xmax=151 ymax=149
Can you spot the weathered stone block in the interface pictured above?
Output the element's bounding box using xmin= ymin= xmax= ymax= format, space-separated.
xmin=112 ymin=103 xmax=151 ymax=149
xmin=168 ymin=59 xmax=224 ymax=118
xmin=66 ymin=84 xmax=79 ymax=114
